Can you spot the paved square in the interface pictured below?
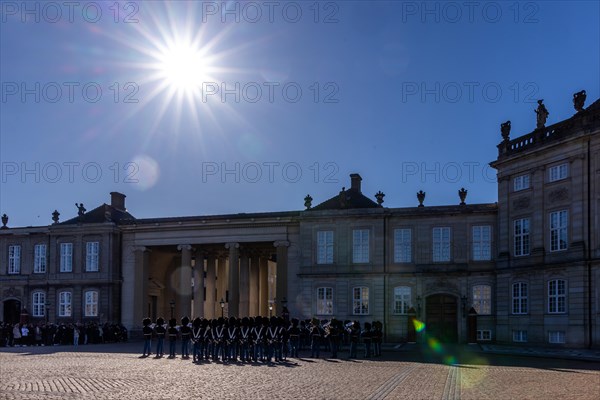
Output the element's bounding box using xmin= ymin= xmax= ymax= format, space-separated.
xmin=1 ymin=343 xmax=599 ymax=399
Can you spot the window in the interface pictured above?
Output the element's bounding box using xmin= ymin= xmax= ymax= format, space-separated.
xmin=512 ymin=330 xmax=528 ymax=342
xmin=84 ymin=290 xmax=99 ymax=317
xmin=393 ymin=286 xmax=411 ymax=314
xmin=60 ymin=243 xmax=73 ymax=272
xmin=548 ymin=279 xmax=566 ymax=313
xmin=514 ymin=174 xmax=530 ymax=191
xmin=550 ymin=211 xmax=568 ymax=251
xmin=59 ymin=291 xmax=72 ymax=317
xmin=549 ymin=163 xmax=568 ymax=182
xmin=8 ymin=245 xmax=21 ymax=274
xmin=512 ymin=282 xmax=528 ymax=314
xmin=352 ymin=229 xmax=369 ymax=263
xmin=432 ymin=227 xmax=451 ymax=262
xmin=34 ymin=244 xmax=47 ymax=273
xmin=394 ymin=229 xmax=412 ymax=263
xmin=548 ymin=331 xmax=566 ymax=344
xmin=316 ymin=287 xmax=333 ymax=315
xmin=477 ymin=330 xmax=492 ymax=341
xmin=514 ymin=218 xmax=530 ymax=256
xmin=472 ymin=285 xmax=492 ymax=315
xmin=472 ymin=226 xmax=491 ymax=261
xmin=32 ymin=292 xmax=46 ymax=317
xmin=86 ymin=241 xmax=99 ymax=271
xmin=316 ymin=231 xmax=334 ymax=264
xmin=353 ymin=287 xmax=369 ymax=315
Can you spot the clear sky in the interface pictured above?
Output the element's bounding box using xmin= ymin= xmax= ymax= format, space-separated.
xmin=1 ymin=1 xmax=599 ymax=227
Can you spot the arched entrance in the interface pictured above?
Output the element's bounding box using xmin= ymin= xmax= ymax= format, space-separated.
xmin=3 ymin=299 xmax=21 ymax=324
xmin=426 ymin=294 xmax=458 ymax=342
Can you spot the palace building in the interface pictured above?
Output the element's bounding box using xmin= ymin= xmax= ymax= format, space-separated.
xmin=1 ymin=92 xmax=599 ymax=347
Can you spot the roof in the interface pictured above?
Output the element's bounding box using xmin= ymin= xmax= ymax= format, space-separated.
xmin=59 ymin=204 xmax=136 ymax=225
xmin=309 ymin=187 xmax=381 ymax=211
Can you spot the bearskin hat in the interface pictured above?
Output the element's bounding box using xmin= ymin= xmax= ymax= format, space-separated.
xmin=143 ymin=318 xmax=151 ymax=326
xmin=181 ymin=316 xmax=190 ymax=326
xmin=193 ymin=317 xmax=201 ymax=328
xmin=364 ymin=322 xmax=372 ymax=330
xmin=291 ymin=318 xmax=299 ymax=326
xmin=157 ymin=317 xmax=165 ymax=326
xmin=169 ymin=318 xmax=177 ymax=327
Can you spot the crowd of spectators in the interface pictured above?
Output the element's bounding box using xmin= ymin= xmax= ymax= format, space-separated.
xmin=0 ymin=321 xmax=128 ymax=347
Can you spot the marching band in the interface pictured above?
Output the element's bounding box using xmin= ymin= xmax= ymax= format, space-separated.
xmin=141 ymin=315 xmax=384 ymax=362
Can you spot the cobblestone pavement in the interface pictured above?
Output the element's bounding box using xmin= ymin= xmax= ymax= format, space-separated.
xmin=1 ymin=342 xmax=599 ymax=400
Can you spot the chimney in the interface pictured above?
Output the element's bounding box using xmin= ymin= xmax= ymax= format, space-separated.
xmin=110 ymin=192 xmax=126 ymax=211
xmin=350 ymin=173 xmax=362 ymax=193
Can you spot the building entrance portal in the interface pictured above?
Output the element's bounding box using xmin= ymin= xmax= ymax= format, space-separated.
xmin=425 ymin=294 xmax=458 ymax=343
xmin=3 ymin=299 xmax=21 ymax=324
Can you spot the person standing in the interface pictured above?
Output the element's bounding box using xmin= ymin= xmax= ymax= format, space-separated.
xmin=310 ymin=319 xmax=322 ymax=358
xmin=180 ymin=317 xmax=191 ymax=360
xmin=167 ymin=318 xmax=178 ymax=358
xmin=73 ymin=326 xmax=80 ymax=347
xmin=141 ymin=318 xmax=152 ymax=357
xmin=155 ymin=318 xmax=166 ymax=358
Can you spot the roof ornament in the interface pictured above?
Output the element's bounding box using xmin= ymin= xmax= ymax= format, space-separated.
xmin=458 ymin=188 xmax=468 ymax=205
xmin=535 ymin=99 xmax=549 ymax=129
xmin=375 ymin=191 xmax=385 ymax=205
xmin=573 ymin=90 xmax=586 ymax=113
xmin=304 ymin=194 xmax=313 ymax=210
xmin=75 ymin=203 xmax=86 ymax=216
xmin=52 ymin=210 xmax=60 ymax=224
xmin=500 ymin=120 xmax=511 ymax=141
xmin=1 ymin=213 xmax=8 ymax=228
xmin=417 ymin=190 xmax=426 ymax=207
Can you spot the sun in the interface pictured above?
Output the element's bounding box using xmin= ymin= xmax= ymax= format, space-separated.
xmin=157 ymin=42 xmax=209 ymax=93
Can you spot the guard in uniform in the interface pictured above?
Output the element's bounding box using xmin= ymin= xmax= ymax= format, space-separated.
xmin=180 ymin=316 xmax=191 ymax=359
xmin=328 ymin=318 xmax=341 ymax=358
xmin=348 ymin=321 xmax=360 ymax=359
xmin=191 ymin=317 xmax=202 ymax=363
xmin=227 ymin=317 xmax=239 ymax=362
xmin=167 ymin=318 xmax=178 ymax=358
xmin=310 ymin=318 xmax=322 ymax=358
xmin=288 ymin=318 xmax=301 ymax=358
xmin=239 ymin=317 xmax=251 ymax=362
xmin=372 ymin=321 xmax=383 ymax=357
xmin=155 ymin=317 xmax=166 ymax=358
xmin=362 ymin=322 xmax=372 ymax=358
xmin=142 ymin=318 xmax=152 ymax=357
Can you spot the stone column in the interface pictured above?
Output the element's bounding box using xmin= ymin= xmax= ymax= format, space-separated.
xmin=217 ymin=256 xmax=227 ymax=315
xmin=133 ymin=246 xmax=150 ymax=327
xmin=204 ymin=254 xmax=216 ymax=319
xmin=259 ymin=256 xmax=269 ymax=316
xmin=225 ymin=243 xmax=239 ymax=317
xmin=249 ymin=255 xmax=259 ymax=316
xmin=239 ymin=252 xmax=250 ymax=317
xmin=274 ymin=241 xmax=290 ymax=307
xmin=177 ymin=245 xmax=193 ymax=319
xmin=193 ymin=250 xmax=205 ymax=318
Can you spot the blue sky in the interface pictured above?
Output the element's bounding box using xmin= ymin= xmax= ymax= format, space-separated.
xmin=1 ymin=1 xmax=599 ymax=226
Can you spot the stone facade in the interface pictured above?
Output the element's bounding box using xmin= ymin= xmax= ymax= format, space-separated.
xmin=1 ymin=95 xmax=599 ymax=348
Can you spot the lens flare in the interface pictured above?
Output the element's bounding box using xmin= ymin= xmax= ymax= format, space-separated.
xmin=413 ymin=319 xmax=426 ymax=332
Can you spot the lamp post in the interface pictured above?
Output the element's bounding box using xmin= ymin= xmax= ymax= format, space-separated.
xmin=220 ymin=298 xmax=225 ymax=318
xmin=45 ymin=300 xmax=50 ymax=324
xmin=170 ymin=300 xmax=175 ymax=319
xmin=268 ymin=302 xmax=273 ymax=317
xmin=281 ymin=297 xmax=289 ymax=321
